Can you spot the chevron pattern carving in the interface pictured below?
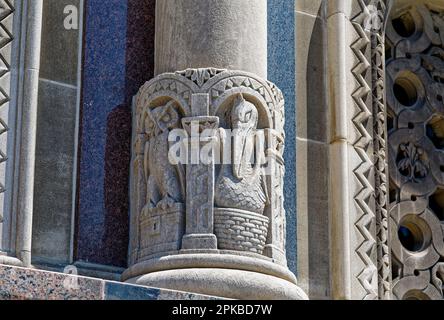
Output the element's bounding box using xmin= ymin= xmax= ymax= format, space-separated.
xmin=0 ymin=0 xmax=13 ymax=223
xmin=370 ymin=1 xmax=392 ymax=299
xmin=351 ymin=0 xmax=379 ymax=300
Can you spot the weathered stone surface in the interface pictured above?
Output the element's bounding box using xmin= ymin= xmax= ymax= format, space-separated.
xmin=105 ymin=281 xmax=218 ymax=300
xmin=295 ymin=12 xmax=327 ymax=143
xmin=325 ymin=0 xmax=393 ymax=300
xmin=39 ymin=0 xmax=80 ymax=85
xmin=295 ymin=0 xmax=324 ymax=17
xmin=294 ymin=4 xmax=331 ymax=299
xmin=386 ymin=2 xmax=444 ymax=300
xmin=296 ymin=138 xmax=330 ymax=299
xmin=128 ymin=268 xmax=307 ymax=300
xmin=154 ymin=0 xmax=267 ymax=78
xmin=127 ymin=68 xmax=305 ymax=299
xmin=0 ymin=0 xmax=44 ymax=268
xmin=32 ymin=80 xmax=78 ymax=265
xmin=130 ymin=68 xmax=287 ymax=260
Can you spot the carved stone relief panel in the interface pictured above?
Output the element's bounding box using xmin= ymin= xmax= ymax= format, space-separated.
xmin=129 ymin=68 xmax=288 ymax=265
xmin=386 ymin=1 xmax=444 ymax=300
xmin=123 ymin=68 xmax=307 ymax=300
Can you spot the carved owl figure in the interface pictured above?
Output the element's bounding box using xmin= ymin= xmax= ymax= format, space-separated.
xmin=144 ymin=101 xmax=184 ymax=210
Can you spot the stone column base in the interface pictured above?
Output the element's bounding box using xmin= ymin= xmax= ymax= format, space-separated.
xmin=126 ymin=269 xmax=307 ymax=300
xmin=122 ymin=254 xmax=308 ymax=300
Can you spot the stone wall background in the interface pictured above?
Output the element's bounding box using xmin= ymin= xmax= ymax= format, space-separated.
xmin=32 ymin=0 xmax=82 ymax=267
xmin=294 ymin=0 xmax=331 ymax=300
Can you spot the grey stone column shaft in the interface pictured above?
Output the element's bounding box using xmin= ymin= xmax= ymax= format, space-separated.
xmin=155 ymin=0 xmax=267 ymax=78
xmin=16 ymin=0 xmax=43 ymax=267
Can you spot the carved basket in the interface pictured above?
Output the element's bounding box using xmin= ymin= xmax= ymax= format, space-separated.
xmin=214 ymin=208 xmax=269 ymax=254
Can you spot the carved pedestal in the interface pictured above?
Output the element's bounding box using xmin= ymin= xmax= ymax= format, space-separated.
xmin=123 ymin=68 xmax=307 ymax=300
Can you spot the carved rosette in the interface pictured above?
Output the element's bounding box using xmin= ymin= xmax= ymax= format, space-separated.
xmin=124 ymin=69 xmax=304 ymax=299
xmin=386 ymin=2 xmax=444 ymax=300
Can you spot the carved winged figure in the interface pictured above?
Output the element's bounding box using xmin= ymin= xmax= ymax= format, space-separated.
xmin=143 ymin=101 xmax=185 ymax=210
xmin=215 ymin=94 xmax=268 ymax=214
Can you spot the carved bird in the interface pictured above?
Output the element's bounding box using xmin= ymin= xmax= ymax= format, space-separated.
xmin=144 ymin=101 xmax=185 ymax=210
xmin=215 ymin=95 xmax=268 ymax=214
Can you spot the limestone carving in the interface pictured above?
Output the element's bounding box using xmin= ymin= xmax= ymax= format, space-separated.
xmin=387 ymin=2 xmax=444 ymax=300
xmin=214 ymin=94 xmax=269 ymax=254
xmin=368 ymin=0 xmax=393 ymax=300
xmin=0 ymin=0 xmax=13 ymax=223
xmin=347 ymin=0 xmax=393 ymax=300
xmin=396 ymin=142 xmax=429 ymax=183
xmin=143 ymin=101 xmax=184 ymax=210
xmin=129 ymin=68 xmax=287 ymax=265
xmin=124 ymin=68 xmax=304 ymax=300
xmin=137 ymin=101 xmax=186 ymax=259
xmin=215 ymin=94 xmax=268 ymax=214
xmin=351 ymin=0 xmax=381 ymax=300
xmin=432 ymin=263 xmax=444 ymax=295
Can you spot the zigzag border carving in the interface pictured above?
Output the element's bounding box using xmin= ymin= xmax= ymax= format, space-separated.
xmin=0 ymin=0 xmax=13 ymax=222
xmin=370 ymin=0 xmax=392 ymax=299
xmin=351 ymin=0 xmax=379 ymax=300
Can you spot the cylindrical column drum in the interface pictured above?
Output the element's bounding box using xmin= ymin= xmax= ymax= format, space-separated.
xmin=154 ymin=0 xmax=267 ymax=78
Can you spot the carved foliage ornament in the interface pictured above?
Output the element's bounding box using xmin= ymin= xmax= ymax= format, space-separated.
xmin=397 ymin=142 xmax=429 ymax=183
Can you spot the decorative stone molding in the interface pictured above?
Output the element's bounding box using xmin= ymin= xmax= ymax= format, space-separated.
xmin=125 ymin=68 xmax=306 ymax=300
xmin=0 ymin=0 xmax=43 ymax=267
xmin=0 ymin=0 xmax=16 ymax=261
xmin=328 ymin=0 xmax=393 ymax=300
xmin=0 ymin=0 xmax=14 ymax=214
xmin=386 ymin=1 xmax=444 ymax=300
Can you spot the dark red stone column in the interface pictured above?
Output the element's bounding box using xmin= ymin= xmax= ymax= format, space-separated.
xmin=75 ymin=0 xmax=155 ymax=268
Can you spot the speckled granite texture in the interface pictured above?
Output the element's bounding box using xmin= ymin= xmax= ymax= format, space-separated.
xmin=0 ymin=265 xmax=217 ymax=300
xmin=0 ymin=265 xmax=102 ymax=300
xmin=268 ymin=0 xmax=297 ymax=274
xmin=76 ymin=0 xmax=155 ymax=267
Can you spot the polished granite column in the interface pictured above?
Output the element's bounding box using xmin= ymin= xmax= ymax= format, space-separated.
xmin=75 ymin=0 xmax=155 ymax=269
